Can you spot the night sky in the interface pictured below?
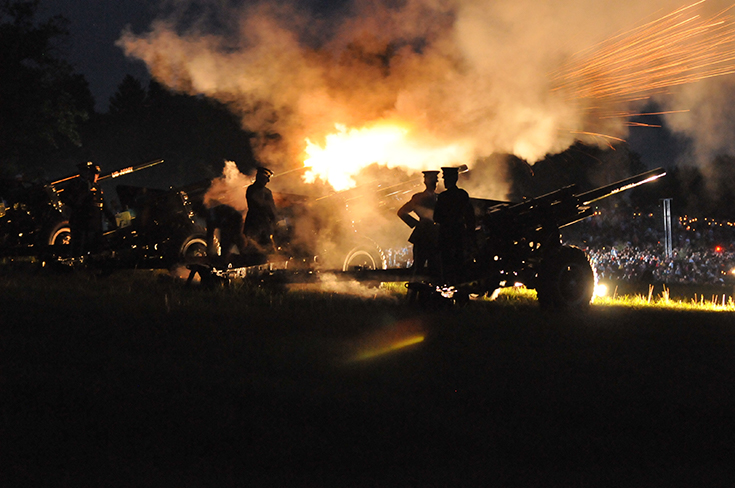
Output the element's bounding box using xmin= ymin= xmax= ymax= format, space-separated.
xmin=42 ymin=0 xmax=153 ymax=112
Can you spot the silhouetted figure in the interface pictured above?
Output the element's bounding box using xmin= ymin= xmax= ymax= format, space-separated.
xmin=243 ymin=166 xmax=277 ymax=253
xmin=65 ymin=161 xmax=105 ymax=257
xmin=433 ymin=166 xmax=476 ymax=283
xmin=206 ymin=204 xmax=245 ymax=266
xmin=398 ymin=170 xmax=440 ymax=275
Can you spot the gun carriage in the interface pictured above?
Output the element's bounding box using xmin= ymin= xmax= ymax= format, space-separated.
xmin=0 ymin=159 xmax=207 ymax=268
xmin=405 ymin=168 xmax=666 ymax=309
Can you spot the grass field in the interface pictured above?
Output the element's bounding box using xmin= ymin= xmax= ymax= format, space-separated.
xmin=2 ymin=268 xmax=735 ymax=487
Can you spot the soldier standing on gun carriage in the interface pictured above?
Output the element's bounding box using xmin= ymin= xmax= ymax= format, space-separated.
xmin=433 ymin=166 xmax=476 ymax=284
xmin=65 ymin=161 xmax=106 ymax=257
xmin=398 ymin=170 xmax=440 ymax=276
xmin=244 ymin=166 xmax=277 ymax=253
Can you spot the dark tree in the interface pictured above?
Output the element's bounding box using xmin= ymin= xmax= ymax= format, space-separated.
xmin=108 ymin=74 xmax=146 ymax=117
xmin=0 ymin=0 xmax=94 ymax=177
xmin=80 ymin=76 xmax=256 ymax=189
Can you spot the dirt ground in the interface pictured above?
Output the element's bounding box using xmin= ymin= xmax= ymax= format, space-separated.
xmin=2 ymin=272 xmax=735 ymax=487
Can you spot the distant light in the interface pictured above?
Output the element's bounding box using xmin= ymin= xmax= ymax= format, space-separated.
xmin=715 ymin=245 xmax=723 ymax=253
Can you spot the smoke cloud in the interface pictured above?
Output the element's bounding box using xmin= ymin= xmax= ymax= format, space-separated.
xmin=122 ymin=0 xmax=733 ymax=168
xmin=117 ymin=0 xmax=735 ymax=225
xmin=661 ymin=76 xmax=735 ymax=166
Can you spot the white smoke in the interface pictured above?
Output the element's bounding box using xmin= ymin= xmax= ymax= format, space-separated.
xmin=117 ymin=0 xmax=735 ymax=199
xmin=317 ymin=272 xmax=398 ymax=299
xmin=203 ymin=160 xmax=252 ymax=211
xmin=660 ymin=76 xmax=735 ymax=166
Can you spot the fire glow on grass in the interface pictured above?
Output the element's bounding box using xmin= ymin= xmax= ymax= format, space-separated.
xmin=494 ymin=283 xmax=735 ymax=311
xmin=302 ymin=122 xmax=472 ymax=191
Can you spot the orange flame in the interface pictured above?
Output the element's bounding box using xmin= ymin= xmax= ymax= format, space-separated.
xmin=302 ymin=121 xmax=472 ymax=191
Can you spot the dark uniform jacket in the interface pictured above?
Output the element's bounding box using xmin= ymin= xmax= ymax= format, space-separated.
xmin=397 ymin=190 xmax=438 ymax=246
xmin=244 ymin=183 xmax=277 ymax=245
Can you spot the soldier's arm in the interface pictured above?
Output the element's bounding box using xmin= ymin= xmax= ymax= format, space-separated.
xmin=397 ymin=197 xmax=419 ymax=228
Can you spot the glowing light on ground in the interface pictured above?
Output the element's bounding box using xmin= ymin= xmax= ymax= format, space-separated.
xmin=303 ymin=122 xmax=471 ymax=191
xmin=594 ymin=283 xmax=609 ymax=298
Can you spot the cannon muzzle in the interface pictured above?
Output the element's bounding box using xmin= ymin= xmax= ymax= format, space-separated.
xmin=577 ymin=167 xmax=666 ymax=205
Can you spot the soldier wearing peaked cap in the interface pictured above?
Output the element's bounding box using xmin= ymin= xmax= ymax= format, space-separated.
xmin=433 ymin=166 xmax=476 ymax=284
xmin=244 ymin=166 xmax=278 ymax=252
xmin=398 ymin=170 xmax=440 ymax=276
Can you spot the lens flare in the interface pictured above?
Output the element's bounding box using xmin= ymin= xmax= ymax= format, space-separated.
xmin=350 ymin=318 xmax=426 ymax=362
xmin=353 ymin=334 xmax=425 ymax=361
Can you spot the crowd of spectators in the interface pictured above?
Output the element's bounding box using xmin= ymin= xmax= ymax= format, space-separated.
xmin=562 ymin=205 xmax=735 ymax=285
xmin=388 ymin=204 xmax=735 ymax=285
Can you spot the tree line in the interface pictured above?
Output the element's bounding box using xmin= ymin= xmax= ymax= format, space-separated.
xmin=0 ymin=0 xmax=255 ymax=188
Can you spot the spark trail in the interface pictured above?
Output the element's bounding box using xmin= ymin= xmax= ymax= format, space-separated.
xmin=552 ymin=1 xmax=735 ymax=121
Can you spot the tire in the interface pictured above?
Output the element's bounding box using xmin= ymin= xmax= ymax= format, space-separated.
xmin=179 ymin=235 xmax=208 ymax=263
xmin=537 ymin=246 xmax=594 ymax=311
xmin=164 ymin=231 xmax=208 ymax=268
xmin=342 ymin=241 xmax=386 ymax=271
xmin=38 ymin=219 xmax=71 ymax=261
xmin=46 ymin=220 xmax=71 ymax=246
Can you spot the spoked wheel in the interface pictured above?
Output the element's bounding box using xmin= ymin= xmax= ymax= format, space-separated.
xmin=537 ymin=246 xmax=594 ymax=311
xmin=342 ymin=241 xmax=386 ymax=271
xmin=38 ymin=219 xmax=72 ymax=263
xmin=181 ymin=235 xmax=208 ymax=263
xmin=48 ymin=220 xmax=71 ymax=247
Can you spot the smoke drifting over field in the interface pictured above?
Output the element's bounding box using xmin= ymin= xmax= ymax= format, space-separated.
xmin=118 ymin=0 xmax=735 ymax=196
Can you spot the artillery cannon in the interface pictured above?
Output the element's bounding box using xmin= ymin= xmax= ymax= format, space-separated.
xmin=407 ymin=167 xmax=667 ymax=309
xmin=0 ymin=159 xmax=164 ymax=259
xmin=50 ymin=159 xmax=164 ymax=186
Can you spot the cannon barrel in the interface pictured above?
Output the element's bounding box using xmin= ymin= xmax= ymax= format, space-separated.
xmin=478 ymin=167 xmax=666 ymax=233
xmin=577 ymin=167 xmax=666 ymax=205
xmin=98 ymin=158 xmax=164 ymax=182
xmin=51 ymin=159 xmax=164 ymax=186
xmin=499 ymin=167 xmax=666 ymax=214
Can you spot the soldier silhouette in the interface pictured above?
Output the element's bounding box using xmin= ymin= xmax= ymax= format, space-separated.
xmin=398 ymin=170 xmax=440 ymax=276
xmin=243 ymin=166 xmax=277 ymax=253
xmin=65 ymin=161 xmax=105 ymax=257
xmin=433 ymin=166 xmax=476 ymax=284
xmin=206 ymin=203 xmax=245 ymax=266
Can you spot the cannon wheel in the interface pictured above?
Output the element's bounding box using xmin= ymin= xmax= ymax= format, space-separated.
xmin=179 ymin=234 xmax=208 ymax=263
xmin=164 ymin=231 xmax=208 ymax=268
xmin=342 ymin=241 xmax=386 ymax=271
xmin=38 ymin=219 xmax=72 ymax=261
xmin=537 ymin=246 xmax=594 ymax=310
xmin=46 ymin=220 xmax=71 ymax=247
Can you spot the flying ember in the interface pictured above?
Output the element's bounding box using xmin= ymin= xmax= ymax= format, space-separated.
xmin=302 ymin=122 xmax=472 ymax=191
xmin=552 ymin=0 xmax=735 ymax=117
